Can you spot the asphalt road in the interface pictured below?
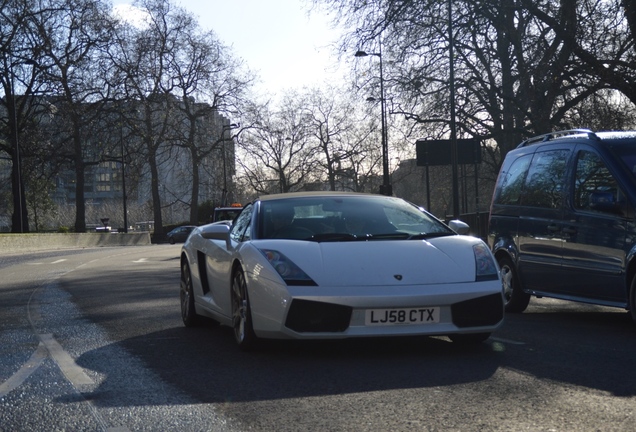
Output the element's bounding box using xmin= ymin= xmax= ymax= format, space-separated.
xmin=1 ymin=245 xmax=635 ymax=431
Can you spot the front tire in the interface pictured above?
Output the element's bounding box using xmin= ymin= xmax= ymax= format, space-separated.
xmin=231 ymin=268 xmax=258 ymax=350
xmin=498 ymin=255 xmax=530 ymax=313
xmin=180 ymin=261 xmax=200 ymax=327
xmin=629 ymin=275 xmax=636 ymax=324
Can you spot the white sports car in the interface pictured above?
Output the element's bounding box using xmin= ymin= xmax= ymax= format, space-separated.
xmin=180 ymin=192 xmax=504 ymax=350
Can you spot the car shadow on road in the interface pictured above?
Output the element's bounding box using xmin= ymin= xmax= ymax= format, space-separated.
xmin=64 ymin=263 xmax=636 ymax=408
xmin=73 ymin=321 xmax=503 ymax=406
xmin=498 ymin=300 xmax=636 ymax=397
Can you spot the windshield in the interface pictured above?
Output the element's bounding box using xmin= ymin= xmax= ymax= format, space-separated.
xmin=258 ymin=195 xmax=454 ymax=241
xmin=608 ymin=139 xmax=636 ymax=179
xmin=213 ymin=207 xmax=242 ymax=222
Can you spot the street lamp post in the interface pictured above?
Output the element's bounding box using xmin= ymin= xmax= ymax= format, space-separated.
xmin=220 ymin=123 xmax=239 ymax=206
xmin=7 ymin=57 xmax=26 ymax=232
xmin=120 ymin=127 xmax=128 ymax=233
xmin=11 ymin=84 xmax=25 ymax=233
xmin=355 ymin=43 xmax=392 ymax=196
xmin=448 ymin=0 xmax=460 ymax=219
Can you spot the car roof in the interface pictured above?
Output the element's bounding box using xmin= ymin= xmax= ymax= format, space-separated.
xmin=169 ymin=225 xmax=196 ymax=232
xmin=517 ymin=129 xmax=636 ymax=148
xmin=258 ymin=191 xmax=382 ymax=202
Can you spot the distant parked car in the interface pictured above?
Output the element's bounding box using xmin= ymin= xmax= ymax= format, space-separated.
xmin=489 ymin=129 xmax=636 ymax=322
xmin=180 ymin=191 xmax=504 ymax=350
xmin=167 ymin=226 xmax=196 ymax=244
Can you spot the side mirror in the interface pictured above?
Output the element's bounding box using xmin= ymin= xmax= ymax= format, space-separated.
xmin=201 ymin=223 xmax=231 ymax=241
xmin=448 ymin=219 xmax=470 ymax=235
xmin=589 ymin=191 xmax=624 ymax=215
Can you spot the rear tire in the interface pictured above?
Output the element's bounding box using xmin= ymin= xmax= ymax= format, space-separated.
xmin=498 ymin=255 xmax=530 ymax=313
xmin=231 ymin=268 xmax=258 ymax=351
xmin=180 ymin=261 xmax=200 ymax=327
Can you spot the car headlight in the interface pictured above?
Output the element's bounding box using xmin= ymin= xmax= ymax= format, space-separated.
xmin=259 ymin=249 xmax=317 ymax=286
xmin=473 ymin=242 xmax=499 ymax=281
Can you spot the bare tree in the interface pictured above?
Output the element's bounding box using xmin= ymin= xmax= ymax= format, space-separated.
xmin=1 ymin=0 xmax=52 ymax=232
xmin=238 ymin=94 xmax=317 ymax=194
xmin=27 ymin=0 xmax=117 ymax=232
xmin=169 ymin=27 xmax=252 ymax=223
xmin=304 ymin=85 xmax=378 ymax=191
xmin=315 ymin=0 xmax=635 ymax=179
xmin=521 ymin=0 xmax=636 ymax=106
xmin=109 ymin=0 xmax=194 ymax=238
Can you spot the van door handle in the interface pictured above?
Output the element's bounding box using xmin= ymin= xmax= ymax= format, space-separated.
xmin=547 ymin=224 xmax=560 ymax=232
xmin=562 ymin=227 xmax=577 ymax=235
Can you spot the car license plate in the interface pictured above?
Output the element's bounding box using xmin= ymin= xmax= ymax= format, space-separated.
xmin=365 ymin=307 xmax=440 ymax=326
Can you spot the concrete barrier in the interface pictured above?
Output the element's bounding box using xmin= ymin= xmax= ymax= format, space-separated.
xmin=0 ymin=232 xmax=152 ymax=253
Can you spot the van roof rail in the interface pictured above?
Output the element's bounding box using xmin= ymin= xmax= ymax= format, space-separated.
xmin=518 ymin=129 xmax=599 ymax=148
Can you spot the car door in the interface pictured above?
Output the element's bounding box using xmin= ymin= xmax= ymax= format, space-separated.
xmin=202 ymin=204 xmax=254 ymax=316
xmin=560 ymin=147 xmax=629 ymax=303
xmin=516 ymin=148 xmax=570 ymax=294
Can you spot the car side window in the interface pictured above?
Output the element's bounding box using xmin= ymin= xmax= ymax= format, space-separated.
xmin=574 ymin=150 xmax=624 ymax=215
xmin=230 ymin=204 xmax=253 ymax=242
xmin=520 ymin=149 xmax=569 ymax=209
xmin=496 ymin=154 xmax=532 ymax=205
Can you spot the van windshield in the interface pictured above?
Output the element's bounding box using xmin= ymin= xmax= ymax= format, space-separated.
xmin=608 ymin=140 xmax=636 ymax=178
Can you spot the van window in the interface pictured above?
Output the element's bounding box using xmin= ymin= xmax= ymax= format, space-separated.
xmin=496 ymin=154 xmax=532 ymax=205
xmin=574 ymin=150 xmax=623 ymax=214
xmin=521 ymin=150 xmax=569 ymax=209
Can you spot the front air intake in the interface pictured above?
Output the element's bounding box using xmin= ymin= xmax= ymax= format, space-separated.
xmin=451 ymin=293 xmax=504 ymax=327
xmin=285 ymin=299 xmax=352 ymax=333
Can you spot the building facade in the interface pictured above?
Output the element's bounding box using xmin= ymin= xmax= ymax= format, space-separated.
xmin=0 ymin=95 xmax=236 ymax=231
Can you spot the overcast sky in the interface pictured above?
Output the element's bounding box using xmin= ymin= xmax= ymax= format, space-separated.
xmin=112 ymin=0 xmax=345 ymax=96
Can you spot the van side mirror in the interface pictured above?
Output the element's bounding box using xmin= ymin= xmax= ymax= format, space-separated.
xmin=589 ymin=191 xmax=623 ymax=215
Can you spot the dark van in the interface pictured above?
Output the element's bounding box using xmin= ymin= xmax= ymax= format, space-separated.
xmin=488 ymin=129 xmax=636 ymax=323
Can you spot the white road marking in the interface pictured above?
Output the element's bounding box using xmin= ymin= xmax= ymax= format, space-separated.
xmin=38 ymin=333 xmax=93 ymax=385
xmin=490 ymin=336 xmax=525 ymax=345
xmin=26 ymin=259 xmax=68 ymax=265
xmin=133 ymin=258 xmax=148 ymax=263
xmin=0 ymin=342 xmax=48 ymax=398
xmin=3 ymin=252 xmax=140 ymax=431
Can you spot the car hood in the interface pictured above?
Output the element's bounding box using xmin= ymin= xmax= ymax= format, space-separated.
xmin=257 ymin=236 xmax=481 ymax=286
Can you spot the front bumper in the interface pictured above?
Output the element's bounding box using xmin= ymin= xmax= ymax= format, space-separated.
xmin=250 ymin=279 xmax=505 ymax=340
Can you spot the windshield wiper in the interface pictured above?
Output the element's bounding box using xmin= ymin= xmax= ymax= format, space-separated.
xmin=365 ymin=232 xmax=410 ymax=239
xmin=407 ymin=232 xmax=454 ymax=240
xmin=308 ymin=233 xmax=359 ymax=242
xmin=309 ymin=232 xmax=454 ymax=242
xmin=311 ymin=232 xmax=413 ymax=242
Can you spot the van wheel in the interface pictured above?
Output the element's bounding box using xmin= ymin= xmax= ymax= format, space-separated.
xmin=629 ymin=276 xmax=636 ymax=324
xmin=498 ymin=256 xmax=530 ymax=313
